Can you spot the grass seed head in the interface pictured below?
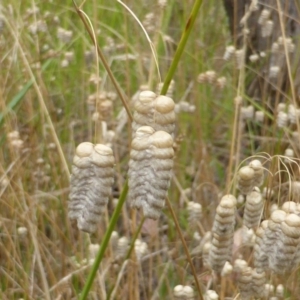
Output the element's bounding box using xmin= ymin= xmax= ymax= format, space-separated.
xmin=128 ymin=126 xmax=174 ymax=219
xmin=243 ymin=187 xmax=264 ymax=229
xmin=132 ymin=91 xmax=176 ymax=136
xmin=68 ymin=142 xmax=115 ymax=233
xmin=237 ymin=166 xmax=255 ymax=195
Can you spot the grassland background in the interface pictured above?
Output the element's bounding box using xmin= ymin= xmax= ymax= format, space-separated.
xmin=1 ymin=0 xmax=300 ymax=299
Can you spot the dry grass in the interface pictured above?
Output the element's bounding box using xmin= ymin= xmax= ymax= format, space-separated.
xmin=1 ymin=0 xmax=300 ymax=299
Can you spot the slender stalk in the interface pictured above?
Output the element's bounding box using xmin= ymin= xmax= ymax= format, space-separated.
xmin=79 ymin=182 xmax=128 ymax=300
xmin=73 ymin=0 xmax=133 ymax=123
xmin=160 ymin=0 xmax=204 ymax=96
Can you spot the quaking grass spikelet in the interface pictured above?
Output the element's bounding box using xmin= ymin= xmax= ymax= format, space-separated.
xmin=132 ymin=90 xmax=176 ymax=136
xmin=68 ymin=142 xmax=115 ymax=233
xmin=270 ymin=213 xmax=300 ymax=274
xmin=128 ymin=126 xmax=174 ymax=219
xmin=237 ymin=166 xmax=255 ymax=195
xmin=243 ymin=187 xmax=264 ymax=229
xmin=208 ymin=195 xmax=236 ymax=272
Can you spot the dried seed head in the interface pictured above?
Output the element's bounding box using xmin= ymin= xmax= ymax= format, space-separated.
xmin=187 ymin=201 xmax=202 ymax=227
xmin=255 ymin=110 xmax=264 ymax=122
xmin=258 ymin=9 xmax=271 ymax=25
xmin=132 ymin=91 xmax=175 ymax=136
xmin=68 ymin=142 xmax=115 ymax=233
xmin=209 ymin=195 xmax=236 ymax=272
xmin=237 ymin=166 xmax=255 ymax=195
xmin=57 ymin=27 xmax=73 ymax=43
xmin=110 ymin=231 xmax=119 ymax=252
xmin=17 ymin=227 xmax=28 ymax=238
xmin=261 ymin=20 xmax=274 ymax=37
xmin=174 ymin=285 xmax=184 ymax=298
xmin=223 ymin=45 xmax=235 ymax=61
xmin=241 ymin=105 xmax=254 ymax=120
xmin=275 ymin=284 xmax=284 ymax=297
xmin=128 ymin=126 xmax=174 ymax=219
xmin=214 ymin=76 xmax=226 ymax=89
xmin=249 ymin=160 xmax=264 ymax=187
xmin=175 ymin=101 xmax=196 ymax=113
xmin=269 ymin=66 xmax=280 ymax=79
xmin=182 ymin=286 xmax=194 ymax=299
xmin=117 ymin=236 xmax=129 ymax=258
xmin=202 ymin=241 xmax=211 ymax=268
xmin=255 ymin=208 xmax=300 ymax=274
xmin=251 ymin=269 xmax=266 ymax=297
xmin=244 ymin=187 xmax=264 ymax=229
xmin=204 ymin=290 xmax=219 ymax=300
xmin=233 ymin=258 xmax=248 ymax=273
xmin=242 ymin=227 xmax=255 ymax=245
xmin=276 ymin=111 xmax=288 ymax=128
xmin=288 ymin=104 xmax=300 ymax=124
xmin=237 ymin=266 xmax=252 ymax=299
xmin=221 ymin=261 xmax=233 ymax=276
xmin=89 ymin=244 xmax=100 ymax=259
xmin=254 ymin=221 xmax=269 ymax=272
xmin=206 ymin=70 xmax=217 ymax=84
xmin=213 ymin=195 xmax=236 ymax=234
xmin=7 ymin=131 xmax=20 ymax=140
xmin=282 ymin=201 xmax=298 ymax=214
xmin=134 ymin=239 xmax=148 ymax=260
xmin=249 ymin=53 xmax=259 ymax=63
xmin=264 ymin=284 xmax=274 ymax=298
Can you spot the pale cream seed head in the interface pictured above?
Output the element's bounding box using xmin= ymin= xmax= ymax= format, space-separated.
xmin=174 ymin=285 xmax=184 ymax=297
xmin=89 ymin=244 xmax=100 ymax=259
xmin=239 ymin=166 xmax=255 ymax=180
xmin=17 ymin=227 xmax=28 ymax=238
xmin=75 ymin=142 xmax=94 ymax=157
xmin=220 ymin=194 xmax=237 ymax=208
xmin=139 ymin=90 xmax=156 ymax=103
xmin=131 ymin=126 xmax=155 ymax=150
xmin=271 ymin=210 xmax=287 ymax=223
xmin=205 ymin=290 xmax=219 ymax=300
xmin=182 ymin=286 xmax=194 ymax=298
xmin=155 ymin=95 xmax=175 ymax=113
xmin=221 ymin=261 xmax=233 ymax=276
xmin=92 ymin=144 xmax=115 ymax=167
xmin=151 ymin=131 xmax=174 ymax=148
xmin=7 ymin=131 xmax=20 ymax=140
xmin=282 ymin=201 xmax=298 ymax=214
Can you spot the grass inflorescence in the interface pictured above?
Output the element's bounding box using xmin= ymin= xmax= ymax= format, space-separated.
xmin=1 ymin=1 xmax=300 ymax=299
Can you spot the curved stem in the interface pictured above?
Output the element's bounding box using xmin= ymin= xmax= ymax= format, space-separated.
xmin=73 ymin=0 xmax=133 ymax=123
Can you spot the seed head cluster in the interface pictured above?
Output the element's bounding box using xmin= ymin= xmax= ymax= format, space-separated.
xmin=128 ymin=126 xmax=174 ymax=219
xmin=68 ymin=142 xmax=115 ymax=233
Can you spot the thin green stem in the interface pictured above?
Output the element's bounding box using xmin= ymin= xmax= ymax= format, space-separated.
xmin=160 ymin=0 xmax=203 ymax=96
xmin=79 ymin=182 xmax=128 ymax=300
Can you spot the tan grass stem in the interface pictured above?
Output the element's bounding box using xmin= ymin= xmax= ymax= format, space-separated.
xmin=73 ymin=0 xmax=133 ymax=123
